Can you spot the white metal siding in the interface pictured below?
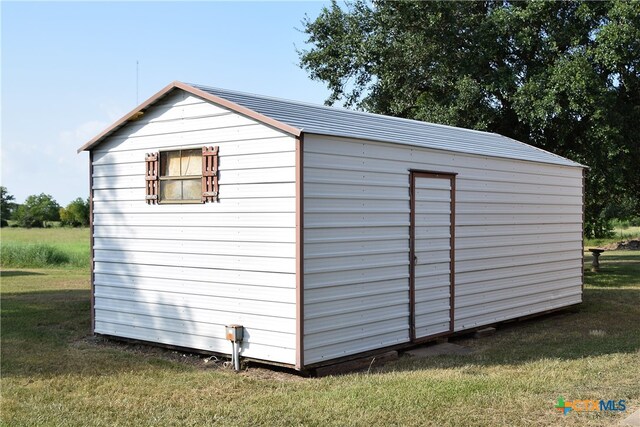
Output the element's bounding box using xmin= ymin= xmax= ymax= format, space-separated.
xmin=92 ymin=90 xmax=297 ymax=365
xmin=303 ymin=134 xmax=583 ymax=365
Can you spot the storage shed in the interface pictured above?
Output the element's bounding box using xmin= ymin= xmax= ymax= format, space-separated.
xmin=79 ymin=81 xmax=585 ymax=370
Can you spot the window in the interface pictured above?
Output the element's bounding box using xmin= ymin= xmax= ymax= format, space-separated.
xmin=145 ymin=146 xmax=218 ymax=204
xmin=160 ymin=149 xmax=202 ymax=202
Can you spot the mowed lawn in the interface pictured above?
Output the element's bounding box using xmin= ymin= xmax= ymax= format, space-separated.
xmin=1 ymin=229 xmax=639 ymax=426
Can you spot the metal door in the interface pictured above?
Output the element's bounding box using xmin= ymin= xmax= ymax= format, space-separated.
xmin=410 ymin=171 xmax=455 ymax=341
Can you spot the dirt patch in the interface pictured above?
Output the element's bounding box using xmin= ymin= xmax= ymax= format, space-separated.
xmin=74 ymin=335 xmax=305 ymax=381
xmin=75 ymin=335 xmax=222 ymax=368
xmin=601 ymin=239 xmax=640 ymax=250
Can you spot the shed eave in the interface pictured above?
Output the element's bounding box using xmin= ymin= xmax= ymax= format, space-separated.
xmin=301 ymin=131 xmax=586 ymax=169
xmin=76 ymin=81 xmax=302 ymax=153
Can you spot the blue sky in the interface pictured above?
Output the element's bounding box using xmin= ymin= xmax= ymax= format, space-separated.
xmin=1 ymin=1 xmax=333 ymax=205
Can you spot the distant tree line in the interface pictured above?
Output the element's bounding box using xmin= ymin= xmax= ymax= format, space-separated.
xmin=0 ymin=187 xmax=89 ymax=228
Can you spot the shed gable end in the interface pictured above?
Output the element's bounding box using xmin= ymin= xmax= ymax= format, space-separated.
xmin=90 ymin=88 xmax=299 ymax=365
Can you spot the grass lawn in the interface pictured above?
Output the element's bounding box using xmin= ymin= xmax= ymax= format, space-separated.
xmin=1 ymin=227 xmax=90 ymax=248
xmin=584 ymin=225 xmax=640 ymax=248
xmin=1 ymin=228 xmax=90 ymax=268
xmin=1 ymin=230 xmax=639 ymax=426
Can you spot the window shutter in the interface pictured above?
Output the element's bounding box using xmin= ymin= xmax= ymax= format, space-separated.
xmin=202 ymin=146 xmax=219 ymax=202
xmin=145 ymin=152 xmax=159 ymax=204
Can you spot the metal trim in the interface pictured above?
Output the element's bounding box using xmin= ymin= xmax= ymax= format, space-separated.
xmin=89 ymin=151 xmax=95 ymax=333
xmin=409 ymin=173 xmax=416 ymax=341
xmin=581 ymin=168 xmax=585 ymax=292
xmin=295 ymin=133 xmax=305 ymax=370
xmin=409 ymin=170 xmax=457 ymax=342
xmin=450 ymin=176 xmax=456 ymax=331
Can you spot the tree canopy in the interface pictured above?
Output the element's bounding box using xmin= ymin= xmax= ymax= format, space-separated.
xmin=59 ymin=198 xmax=90 ymax=227
xmin=14 ymin=194 xmax=61 ymax=228
xmin=299 ymin=0 xmax=640 ymax=237
xmin=0 ymin=187 xmax=16 ymax=226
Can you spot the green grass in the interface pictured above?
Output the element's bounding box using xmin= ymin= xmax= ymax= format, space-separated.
xmin=584 ymin=225 xmax=640 ymax=248
xmin=1 ymin=231 xmax=639 ymax=426
xmin=1 ymin=228 xmax=90 ymax=269
xmin=1 ymin=243 xmax=73 ymax=268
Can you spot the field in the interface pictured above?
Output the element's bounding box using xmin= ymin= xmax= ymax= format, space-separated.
xmin=1 ymin=228 xmax=639 ymax=426
xmin=585 ymin=225 xmax=640 ymax=248
xmin=1 ymin=228 xmax=90 ymax=268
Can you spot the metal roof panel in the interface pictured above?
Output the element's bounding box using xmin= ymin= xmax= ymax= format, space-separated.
xmin=191 ymin=83 xmax=582 ymax=168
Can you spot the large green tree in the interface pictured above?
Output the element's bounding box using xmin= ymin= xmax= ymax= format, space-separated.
xmin=299 ymin=0 xmax=640 ymax=237
xmin=14 ymin=194 xmax=61 ymax=228
xmin=0 ymin=186 xmax=16 ymax=226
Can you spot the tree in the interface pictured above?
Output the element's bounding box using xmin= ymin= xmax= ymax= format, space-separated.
xmin=0 ymin=186 xmax=16 ymax=226
xmin=59 ymin=198 xmax=90 ymax=227
xmin=14 ymin=193 xmax=61 ymax=228
xmin=299 ymin=0 xmax=640 ymax=237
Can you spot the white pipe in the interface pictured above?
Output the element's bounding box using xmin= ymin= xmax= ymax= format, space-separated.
xmin=231 ymin=341 xmax=240 ymax=371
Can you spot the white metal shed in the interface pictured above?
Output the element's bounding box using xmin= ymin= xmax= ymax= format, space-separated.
xmin=79 ymin=81 xmax=585 ymax=370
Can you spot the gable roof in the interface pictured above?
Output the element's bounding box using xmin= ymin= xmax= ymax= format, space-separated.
xmin=76 ymin=81 xmax=301 ymax=153
xmin=79 ymin=81 xmax=582 ymax=168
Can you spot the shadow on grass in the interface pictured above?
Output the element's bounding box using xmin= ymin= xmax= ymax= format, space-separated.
xmin=3 ymin=285 xmax=639 ymax=379
xmin=583 ymin=252 xmax=640 ymax=288
xmin=388 ymin=285 xmax=640 ymax=373
xmin=592 ymin=254 xmax=640 ymax=262
xmin=585 ymin=269 xmax=639 ymax=287
xmin=0 ymin=270 xmax=45 ymax=277
xmin=389 ymin=253 xmax=640 ymax=373
xmin=1 ymin=287 xmax=202 ymax=379
xmin=2 ymin=253 xmax=638 ymax=379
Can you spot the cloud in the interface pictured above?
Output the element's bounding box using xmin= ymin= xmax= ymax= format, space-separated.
xmin=59 ymin=120 xmax=109 ymax=147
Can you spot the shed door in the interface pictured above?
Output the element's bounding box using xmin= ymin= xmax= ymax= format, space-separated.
xmin=410 ymin=172 xmax=455 ymax=341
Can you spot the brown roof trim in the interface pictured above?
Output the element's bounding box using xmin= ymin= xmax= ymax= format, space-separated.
xmin=177 ymin=82 xmax=302 ymax=137
xmin=295 ymin=134 xmax=305 ymax=370
xmin=77 ymin=81 xmax=302 ymax=153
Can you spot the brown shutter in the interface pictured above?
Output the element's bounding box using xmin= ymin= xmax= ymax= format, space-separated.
xmin=145 ymin=152 xmax=159 ymax=204
xmin=202 ymin=146 xmax=219 ymax=202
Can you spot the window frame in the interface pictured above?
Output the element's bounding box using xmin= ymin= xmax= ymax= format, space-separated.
xmin=158 ymin=148 xmax=203 ymax=204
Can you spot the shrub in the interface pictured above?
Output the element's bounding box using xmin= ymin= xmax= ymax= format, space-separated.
xmin=0 ymin=243 xmax=70 ymax=268
xmin=60 ymin=198 xmax=90 ymax=227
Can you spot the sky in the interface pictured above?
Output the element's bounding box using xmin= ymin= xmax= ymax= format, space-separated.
xmin=1 ymin=1 xmax=333 ymax=205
